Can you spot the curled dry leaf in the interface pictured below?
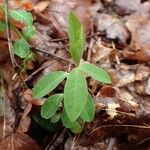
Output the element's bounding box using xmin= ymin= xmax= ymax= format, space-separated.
xmin=100 ymin=85 xmax=116 ymax=97
xmin=94 ymin=14 xmax=129 ymax=44
xmin=23 ymin=89 xmax=45 ymax=106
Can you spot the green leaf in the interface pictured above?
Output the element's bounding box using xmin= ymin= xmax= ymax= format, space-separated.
xmin=41 ymin=94 xmax=63 ymax=119
xmin=68 ymin=12 xmax=85 ymax=66
xmin=10 ymin=10 xmax=33 ymax=26
xmin=13 ymin=39 xmax=30 ymax=58
xmin=22 ymin=25 xmax=36 ymax=40
xmin=70 ymin=121 xmax=83 ymax=134
xmin=61 ymin=109 xmax=75 ymax=128
xmin=0 ymin=21 xmax=6 ymax=32
xmin=32 ymin=71 xmax=68 ymax=99
xmin=80 ymin=94 xmax=95 ymax=122
xmin=51 ymin=113 xmax=61 ymax=123
xmin=64 ymin=68 xmax=88 ymax=122
xmin=61 ymin=109 xmax=84 ymax=133
xmin=79 ymin=63 xmax=111 ymax=84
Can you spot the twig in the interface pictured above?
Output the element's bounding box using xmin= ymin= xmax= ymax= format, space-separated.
xmin=138 ymin=137 xmax=150 ymax=145
xmin=32 ymin=47 xmax=73 ymax=64
xmin=46 ymin=128 xmax=67 ymax=150
xmin=49 ymin=31 xmax=103 ymax=42
xmin=102 ymin=108 xmax=136 ymax=117
xmin=49 ymin=37 xmax=68 ymax=42
xmin=24 ymin=61 xmax=55 ymax=83
xmin=90 ymin=124 xmax=150 ymax=135
xmin=4 ymin=0 xmax=18 ymax=68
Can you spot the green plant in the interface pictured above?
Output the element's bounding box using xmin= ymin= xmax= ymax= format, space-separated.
xmin=32 ymin=12 xmax=111 ymax=133
xmin=0 ymin=4 xmax=36 ymax=69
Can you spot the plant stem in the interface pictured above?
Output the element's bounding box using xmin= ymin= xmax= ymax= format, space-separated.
xmin=3 ymin=0 xmax=17 ymax=68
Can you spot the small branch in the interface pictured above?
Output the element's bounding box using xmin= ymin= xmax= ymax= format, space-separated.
xmin=46 ymin=128 xmax=67 ymax=150
xmin=90 ymin=124 xmax=150 ymax=135
xmin=32 ymin=47 xmax=73 ymax=65
xmin=4 ymin=0 xmax=18 ymax=68
xmin=49 ymin=37 xmax=68 ymax=42
xmin=49 ymin=31 xmax=104 ymax=43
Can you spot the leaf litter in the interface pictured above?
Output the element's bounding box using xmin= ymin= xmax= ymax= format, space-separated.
xmin=0 ymin=0 xmax=150 ymax=149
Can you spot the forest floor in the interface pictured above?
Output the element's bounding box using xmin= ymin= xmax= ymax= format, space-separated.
xmin=0 ymin=0 xmax=150 ymax=149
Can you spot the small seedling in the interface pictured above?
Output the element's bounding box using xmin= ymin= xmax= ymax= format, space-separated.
xmin=32 ymin=12 xmax=111 ymax=133
xmin=0 ymin=5 xmax=36 ymax=69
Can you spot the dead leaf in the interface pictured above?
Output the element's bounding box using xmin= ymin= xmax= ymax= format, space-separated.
xmin=0 ymin=132 xmax=40 ymax=150
xmin=48 ymin=0 xmax=92 ymax=34
xmin=114 ymin=0 xmax=141 ymax=15
xmin=107 ymin=102 xmax=120 ymax=119
xmin=110 ymin=64 xmax=136 ymax=87
xmin=0 ymin=41 xmax=9 ymax=65
xmin=78 ymin=87 xmax=150 ymax=145
xmin=17 ymin=102 xmax=32 ymax=133
xmin=100 ymin=85 xmax=116 ymax=97
xmin=23 ymin=89 xmax=45 ymax=106
xmin=94 ymin=14 xmax=129 ymax=44
xmin=33 ymin=1 xmax=50 ymax=12
xmin=126 ymin=16 xmax=150 ymax=51
xmin=91 ymin=38 xmax=114 ymax=63
xmin=140 ymin=1 xmax=150 ymax=19
xmin=122 ymin=50 xmax=150 ymax=62
xmin=22 ymin=1 xmax=33 ymax=11
xmin=114 ymin=0 xmax=150 ymax=18
xmin=146 ymin=77 xmax=150 ymax=95
xmin=0 ymin=74 xmax=15 ymax=140
xmin=135 ymin=65 xmax=149 ymax=81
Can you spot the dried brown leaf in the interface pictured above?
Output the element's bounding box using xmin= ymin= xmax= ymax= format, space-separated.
xmin=17 ymin=102 xmax=32 ymax=133
xmin=48 ymin=0 xmax=92 ymax=35
xmin=0 ymin=132 xmax=40 ymax=150
xmin=94 ymin=14 xmax=129 ymax=44
xmin=114 ymin=0 xmax=141 ymax=15
xmin=126 ymin=16 xmax=150 ymax=51
xmin=33 ymin=1 xmax=50 ymax=12
xmin=23 ymin=89 xmax=45 ymax=106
